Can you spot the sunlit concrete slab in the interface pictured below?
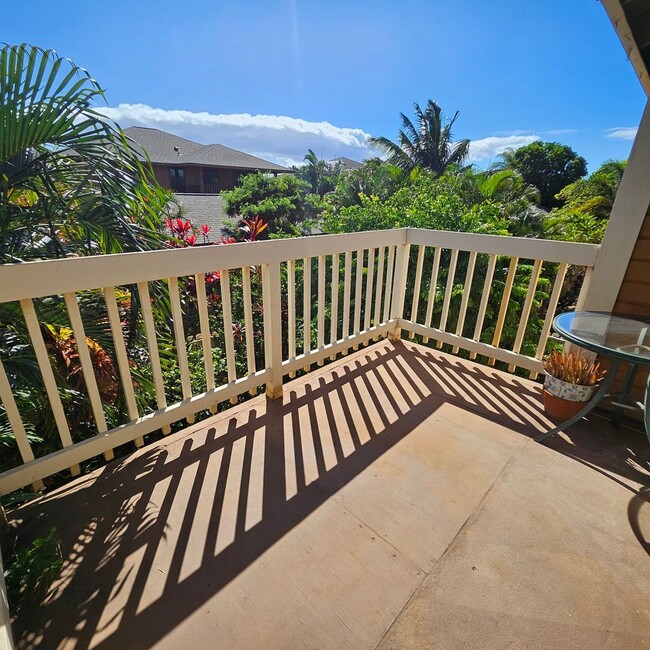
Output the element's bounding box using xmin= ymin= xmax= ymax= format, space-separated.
xmin=378 ymin=438 xmax=650 ymax=649
xmin=8 ymin=340 xmax=650 ymax=649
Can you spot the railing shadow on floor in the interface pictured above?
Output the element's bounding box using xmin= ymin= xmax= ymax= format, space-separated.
xmin=9 ymin=340 xmax=650 ymax=649
xmin=405 ymin=344 xmax=650 ymax=488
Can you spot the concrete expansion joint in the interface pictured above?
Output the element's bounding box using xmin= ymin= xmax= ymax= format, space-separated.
xmin=374 ymin=452 xmax=520 ymax=649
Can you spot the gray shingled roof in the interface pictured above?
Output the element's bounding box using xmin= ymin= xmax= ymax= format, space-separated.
xmin=124 ymin=126 xmax=289 ymax=172
xmin=173 ymin=194 xmax=233 ymax=238
xmin=330 ymin=156 xmax=364 ymax=171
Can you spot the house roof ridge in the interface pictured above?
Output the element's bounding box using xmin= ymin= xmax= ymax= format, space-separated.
xmin=122 ymin=125 xmax=289 ymax=171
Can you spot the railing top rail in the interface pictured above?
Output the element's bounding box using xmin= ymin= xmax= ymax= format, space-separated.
xmin=0 ymin=229 xmax=404 ymax=304
xmin=405 ymin=228 xmax=600 ymax=267
xmin=0 ymin=227 xmax=601 ymax=304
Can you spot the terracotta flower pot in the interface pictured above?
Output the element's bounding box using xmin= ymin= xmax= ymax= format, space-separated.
xmin=542 ymin=389 xmax=588 ymax=419
xmin=542 ymin=372 xmax=598 ymax=419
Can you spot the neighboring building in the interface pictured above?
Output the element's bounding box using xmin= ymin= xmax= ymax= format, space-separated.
xmin=124 ymin=126 xmax=290 ymax=194
xmin=329 ymin=156 xmax=364 ymax=171
xmin=173 ymin=194 xmax=232 ymax=238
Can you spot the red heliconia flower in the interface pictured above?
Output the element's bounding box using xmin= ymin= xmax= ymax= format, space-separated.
xmin=201 ymin=224 xmax=211 ymax=236
xmin=186 ymin=234 xmax=197 ymax=246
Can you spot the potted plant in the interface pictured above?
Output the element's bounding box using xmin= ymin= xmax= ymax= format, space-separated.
xmin=542 ymin=349 xmax=607 ymax=419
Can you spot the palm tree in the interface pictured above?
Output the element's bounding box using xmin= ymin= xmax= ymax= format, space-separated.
xmin=298 ymin=149 xmax=339 ymax=196
xmin=369 ymin=100 xmax=470 ymax=175
xmin=0 ymin=43 xmax=170 ymax=263
xmin=0 ymin=44 xmax=173 ymax=475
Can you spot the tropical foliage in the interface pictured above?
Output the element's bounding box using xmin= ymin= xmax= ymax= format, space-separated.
xmin=0 ymin=44 xmax=173 ymax=481
xmin=553 ymin=159 xmax=626 ymax=219
xmin=369 ymin=100 xmax=470 ymax=175
xmin=293 ymin=149 xmax=342 ymax=196
xmin=328 ymin=158 xmax=404 ymax=208
xmin=498 ymin=141 xmax=587 ymax=209
xmin=222 ymin=172 xmax=322 ymax=236
xmin=0 ymin=44 xmax=171 ymax=263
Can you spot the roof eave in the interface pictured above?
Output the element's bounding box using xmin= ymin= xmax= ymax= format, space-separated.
xmin=602 ymin=0 xmax=650 ymax=96
xmin=150 ymin=161 xmax=292 ymax=173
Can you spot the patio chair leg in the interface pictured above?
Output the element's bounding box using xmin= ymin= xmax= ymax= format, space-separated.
xmin=643 ymin=374 xmax=650 ymax=442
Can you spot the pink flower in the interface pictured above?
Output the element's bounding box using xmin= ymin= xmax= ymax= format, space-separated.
xmin=201 ymin=224 xmax=211 ymax=236
xmin=186 ymin=234 xmax=197 ymax=246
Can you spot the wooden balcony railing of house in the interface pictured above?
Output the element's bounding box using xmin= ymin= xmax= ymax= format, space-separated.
xmin=0 ymin=228 xmax=600 ymax=498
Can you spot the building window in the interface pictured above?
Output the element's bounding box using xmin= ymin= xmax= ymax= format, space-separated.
xmin=203 ymin=169 xmax=220 ymax=193
xmin=169 ymin=167 xmax=186 ymax=192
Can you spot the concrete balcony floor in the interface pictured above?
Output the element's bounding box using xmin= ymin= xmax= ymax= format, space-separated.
xmin=8 ymin=340 xmax=650 ymax=649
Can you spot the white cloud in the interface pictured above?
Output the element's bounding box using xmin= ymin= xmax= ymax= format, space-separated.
xmin=546 ymin=128 xmax=578 ymax=135
xmin=605 ymin=127 xmax=637 ymax=140
xmin=468 ymin=135 xmax=539 ymax=163
xmin=494 ymin=129 xmax=532 ymax=136
xmin=98 ymin=103 xmax=375 ymax=166
xmin=97 ymin=103 xmax=550 ymax=169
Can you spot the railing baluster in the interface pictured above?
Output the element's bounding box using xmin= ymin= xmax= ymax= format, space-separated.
xmin=0 ymin=359 xmax=43 ymax=490
xmin=531 ymin=262 xmax=568 ymax=379
xmin=303 ymin=257 xmax=312 ymax=371
xmin=330 ymin=253 xmax=339 ymax=360
xmin=342 ymin=251 xmax=352 ymax=338
xmin=373 ymin=246 xmax=385 ymax=339
xmin=452 ymin=251 xmax=477 ymax=353
xmin=423 ymin=247 xmax=441 ymax=344
xmin=138 ymin=282 xmax=170 ymax=432
xmin=383 ymin=245 xmax=395 ymax=323
xmin=242 ymin=266 xmax=257 ymax=394
xmin=353 ymin=250 xmax=363 ymax=349
xmin=20 ymin=299 xmax=80 ymax=476
xmin=287 ymin=259 xmax=297 ymax=376
xmin=167 ymin=279 xmax=194 ymax=424
xmin=437 ymin=248 xmax=459 ymax=348
xmin=470 ymin=254 xmax=497 ymax=360
xmin=0 ymin=228 xmax=602 ymax=493
xmin=317 ymin=255 xmax=326 ymax=364
xmin=262 ymin=262 xmax=283 ymax=399
xmin=220 ymin=269 xmax=238 ymax=404
xmin=194 ymin=273 xmax=216 ymax=411
xmin=489 ymin=257 xmax=519 ymax=366
xmin=364 ymin=248 xmax=375 ymax=331
xmin=64 ymin=292 xmax=113 ymax=461
xmin=508 ymin=259 xmax=543 ymax=372
xmin=409 ymin=245 xmax=426 ymax=338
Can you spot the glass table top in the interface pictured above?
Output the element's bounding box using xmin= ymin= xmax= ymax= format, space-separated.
xmin=554 ymin=311 xmax=650 ymax=365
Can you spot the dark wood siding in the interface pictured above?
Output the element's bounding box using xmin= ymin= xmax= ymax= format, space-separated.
xmin=607 ymin=201 xmax=650 ymax=421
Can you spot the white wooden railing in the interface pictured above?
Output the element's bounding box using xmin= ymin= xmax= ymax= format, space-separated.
xmin=0 ymin=228 xmax=600 ymax=495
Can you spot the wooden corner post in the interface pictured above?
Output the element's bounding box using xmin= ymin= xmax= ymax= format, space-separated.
xmin=389 ymin=233 xmax=411 ymax=341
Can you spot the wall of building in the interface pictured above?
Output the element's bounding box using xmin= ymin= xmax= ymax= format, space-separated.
xmin=152 ymin=165 xmax=171 ymax=190
xmin=149 ymin=164 xmax=254 ymax=193
xmin=613 ymin=205 xmax=650 ymax=317
xmin=184 ymin=166 xmax=201 ymax=193
xmin=607 ymin=200 xmax=650 ymax=421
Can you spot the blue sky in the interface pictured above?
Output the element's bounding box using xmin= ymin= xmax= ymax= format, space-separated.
xmin=5 ymin=0 xmax=646 ymax=170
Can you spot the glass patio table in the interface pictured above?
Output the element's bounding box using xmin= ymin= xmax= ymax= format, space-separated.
xmin=535 ymin=311 xmax=650 ymax=444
